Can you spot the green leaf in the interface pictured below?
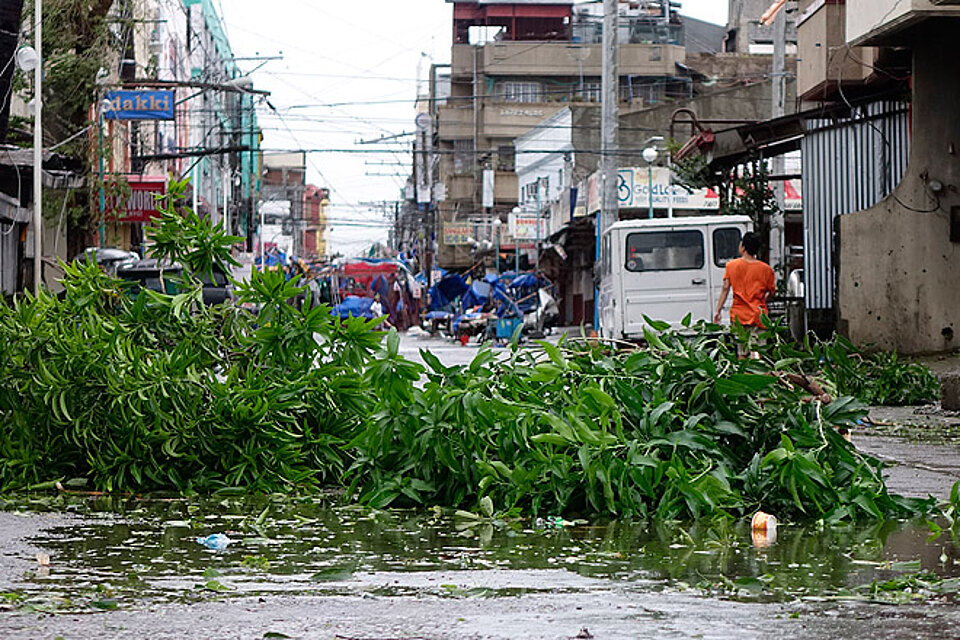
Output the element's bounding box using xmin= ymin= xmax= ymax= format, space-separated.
xmin=642 ymin=315 xmax=671 ymax=332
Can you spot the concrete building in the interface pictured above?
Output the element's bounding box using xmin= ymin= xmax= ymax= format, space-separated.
xmin=432 ymin=0 xmax=696 ymax=270
xmin=302 ymin=185 xmax=329 ymax=260
xmin=260 ymin=153 xmax=307 ymax=257
xmin=725 ymin=0 xmax=797 ymax=54
xmin=832 ymin=1 xmax=960 ymax=353
xmin=97 ymin=0 xmax=261 ymax=253
xmin=182 ymin=0 xmax=261 ymax=246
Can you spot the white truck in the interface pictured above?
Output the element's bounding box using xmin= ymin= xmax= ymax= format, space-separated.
xmin=598 ymin=215 xmax=753 ymax=340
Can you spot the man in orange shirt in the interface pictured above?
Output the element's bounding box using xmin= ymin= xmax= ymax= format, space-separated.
xmin=713 ymin=232 xmax=775 ymax=328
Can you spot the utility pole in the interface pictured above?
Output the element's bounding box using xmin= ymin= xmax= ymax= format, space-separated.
xmin=599 ymin=0 xmax=619 ymax=236
xmin=596 ymin=0 xmax=618 ymax=330
xmin=769 ymin=2 xmax=787 ymax=273
xmin=32 ymin=0 xmax=41 ymax=293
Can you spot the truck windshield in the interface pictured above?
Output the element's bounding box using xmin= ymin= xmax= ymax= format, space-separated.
xmin=625 ymin=230 xmax=704 ymax=272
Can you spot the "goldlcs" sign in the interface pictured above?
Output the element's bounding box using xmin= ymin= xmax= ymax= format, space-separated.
xmin=103 ymin=91 xmax=175 ymax=120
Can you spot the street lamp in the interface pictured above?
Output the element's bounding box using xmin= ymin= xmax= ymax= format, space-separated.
xmin=642 ymin=146 xmax=658 ymax=220
xmin=492 ymin=217 xmax=502 ymax=273
xmin=97 ymin=98 xmax=113 ymax=246
xmin=511 ymin=205 xmax=522 ymax=273
xmin=18 ymin=37 xmax=41 ymax=292
xmin=534 ymin=177 xmax=543 ymax=274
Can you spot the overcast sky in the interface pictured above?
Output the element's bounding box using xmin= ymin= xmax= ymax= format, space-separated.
xmin=219 ymin=1 xmax=729 ymax=257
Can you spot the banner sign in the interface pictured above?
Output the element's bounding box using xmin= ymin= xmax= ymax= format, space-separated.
xmin=617 ymin=167 xmax=719 ymax=210
xmin=103 ymin=90 xmax=175 ymax=120
xmin=481 ymin=169 xmax=495 ymax=209
xmin=107 ymin=179 xmax=166 ymax=223
xmin=443 ymin=222 xmax=472 ymax=246
xmin=508 ymin=212 xmax=549 ymax=241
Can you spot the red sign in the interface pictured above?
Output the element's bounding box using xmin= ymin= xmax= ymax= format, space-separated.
xmin=107 ymin=180 xmax=166 ymax=223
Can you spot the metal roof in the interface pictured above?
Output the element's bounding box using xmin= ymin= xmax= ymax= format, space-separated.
xmin=606 ymin=215 xmax=752 ymax=232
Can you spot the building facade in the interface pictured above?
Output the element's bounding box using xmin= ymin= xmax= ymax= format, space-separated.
xmin=432 ymin=0 xmax=692 ymax=270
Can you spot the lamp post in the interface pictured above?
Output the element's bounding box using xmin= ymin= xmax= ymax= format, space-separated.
xmin=492 ymin=217 xmax=502 ymax=273
xmin=642 ymin=146 xmax=658 ymax=220
xmin=97 ymin=98 xmax=112 ymax=246
xmin=511 ymin=205 xmax=522 ymax=273
xmin=16 ymin=38 xmax=41 ymax=291
xmin=534 ymin=177 xmax=542 ymax=274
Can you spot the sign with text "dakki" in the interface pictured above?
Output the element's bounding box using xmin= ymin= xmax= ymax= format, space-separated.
xmin=103 ymin=91 xmax=175 ymax=120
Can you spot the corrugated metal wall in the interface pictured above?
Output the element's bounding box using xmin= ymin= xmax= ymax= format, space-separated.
xmin=800 ymin=101 xmax=910 ymax=310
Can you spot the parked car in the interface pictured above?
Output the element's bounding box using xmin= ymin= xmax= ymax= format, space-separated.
xmin=82 ymin=247 xmax=139 ymax=276
xmin=116 ymin=259 xmax=233 ymax=305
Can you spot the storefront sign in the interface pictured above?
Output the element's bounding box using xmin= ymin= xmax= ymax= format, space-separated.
xmin=103 ymin=90 xmax=175 ymax=120
xmin=443 ymin=222 xmax=472 ymax=246
xmin=585 ymin=172 xmax=600 ymax=215
xmin=618 ymin=167 xmax=719 ymax=210
xmin=508 ymin=212 xmax=549 ymax=241
xmin=107 ymin=180 xmax=166 ymax=223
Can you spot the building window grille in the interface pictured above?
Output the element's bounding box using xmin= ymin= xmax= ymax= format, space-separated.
xmin=454 ymin=139 xmax=474 ymax=174
xmin=580 ymin=81 xmax=601 ymax=102
xmin=495 ymin=81 xmax=543 ymax=103
xmin=497 ymin=145 xmax=515 ymax=171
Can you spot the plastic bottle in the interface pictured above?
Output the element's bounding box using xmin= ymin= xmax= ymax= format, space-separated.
xmin=196 ymin=533 xmax=233 ymax=551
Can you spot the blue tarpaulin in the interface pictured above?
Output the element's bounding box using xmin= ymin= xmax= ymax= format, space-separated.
xmin=331 ymin=296 xmax=374 ymax=319
xmin=428 ymin=273 xmax=469 ymax=311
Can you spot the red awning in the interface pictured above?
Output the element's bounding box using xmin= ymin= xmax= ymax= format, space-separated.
xmin=455 ymin=4 xmax=571 ymax=19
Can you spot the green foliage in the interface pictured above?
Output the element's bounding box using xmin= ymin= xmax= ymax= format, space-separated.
xmin=147 ymin=178 xmax=242 ymax=282
xmin=0 ymin=186 xmax=943 ymax=522
xmin=0 ymin=180 xmax=379 ymax=494
xmin=347 ymin=323 xmax=937 ymax=522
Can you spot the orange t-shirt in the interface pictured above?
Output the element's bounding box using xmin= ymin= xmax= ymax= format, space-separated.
xmin=723 ymin=258 xmax=775 ymax=327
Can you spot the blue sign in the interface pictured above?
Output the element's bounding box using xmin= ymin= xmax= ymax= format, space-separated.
xmin=103 ymin=91 xmax=175 ymax=120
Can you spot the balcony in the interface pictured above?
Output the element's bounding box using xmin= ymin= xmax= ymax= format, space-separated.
xmin=494 ymin=171 xmax=518 ymax=204
xmin=437 ymin=105 xmax=474 ymax=140
xmin=482 ymin=102 xmax=567 ymax=139
xmin=439 ymin=102 xmax=571 ymax=141
xmin=443 ymin=172 xmax=518 ymax=205
xmin=846 ymin=0 xmax=960 ymax=45
xmin=452 ymin=42 xmax=685 ymax=79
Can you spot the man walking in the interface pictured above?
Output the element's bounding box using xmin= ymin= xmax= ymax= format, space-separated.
xmin=713 ymin=231 xmax=775 ymax=330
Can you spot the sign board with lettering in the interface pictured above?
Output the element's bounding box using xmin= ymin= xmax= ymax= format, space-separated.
xmin=104 ymin=90 xmax=175 ymax=120
xmin=508 ymin=212 xmax=549 ymax=241
xmin=617 ymin=167 xmax=720 ymax=210
xmin=107 ymin=179 xmax=166 ymax=223
xmin=585 ymin=172 xmax=600 ymax=215
xmin=443 ymin=222 xmax=473 ymax=246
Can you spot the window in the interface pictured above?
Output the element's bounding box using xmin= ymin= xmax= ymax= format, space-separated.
xmin=497 ymin=145 xmax=515 ymax=171
xmin=625 ymin=230 xmax=704 ymax=272
xmin=602 ymin=233 xmax=612 ymax=275
xmin=580 ymin=81 xmax=601 ymax=102
xmin=495 ymin=81 xmax=543 ymax=103
xmin=453 ymin=139 xmax=474 ymax=174
xmin=713 ymin=228 xmax=742 ymax=268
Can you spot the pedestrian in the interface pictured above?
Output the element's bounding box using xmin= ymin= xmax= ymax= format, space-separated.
xmin=713 ymin=232 xmax=775 ymax=356
xmin=370 ymin=294 xmax=391 ymax=330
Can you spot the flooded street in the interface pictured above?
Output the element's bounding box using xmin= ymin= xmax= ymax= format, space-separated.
xmin=1 ymin=494 xmax=959 ymax=639
xmin=0 ymin=333 xmax=958 ymax=638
